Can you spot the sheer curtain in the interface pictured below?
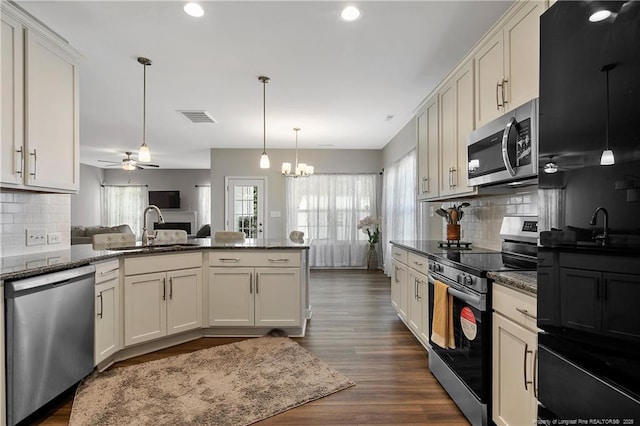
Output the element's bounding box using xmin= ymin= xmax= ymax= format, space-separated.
xmin=286 ymin=174 xmax=378 ymax=268
xmin=382 ymin=149 xmax=417 ymax=275
xmin=101 ymin=185 xmax=148 ymax=239
xmin=197 ymin=185 xmax=211 ymax=229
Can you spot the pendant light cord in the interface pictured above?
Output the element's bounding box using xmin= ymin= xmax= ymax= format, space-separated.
xmin=263 ymin=79 xmax=266 ymax=154
xmin=143 ymin=62 xmax=147 ymax=145
xmin=605 ymin=68 xmax=610 ymax=150
xmin=295 ymin=128 xmax=299 ymax=169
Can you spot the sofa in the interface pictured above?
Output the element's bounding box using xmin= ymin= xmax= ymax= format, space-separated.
xmin=71 ymin=224 xmax=134 ymax=245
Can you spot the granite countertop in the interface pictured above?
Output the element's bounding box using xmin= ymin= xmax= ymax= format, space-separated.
xmin=487 ymin=271 xmax=537 ymax=296
xmin=1 ymin=238 xmax=311 ymax=281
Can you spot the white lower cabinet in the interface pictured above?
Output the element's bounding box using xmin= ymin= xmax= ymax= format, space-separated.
xmin=209 ymin=267 xmax=301 ymax=327
xmin=94 ymin=260 xmax=120 ymax=365
xmin=492 ymin=284 xmax=538 ymax=426
xmin=124 ymin=253 xmax=203 ymax=347
xmin=391 ymin=259 xmax=408 ymax=320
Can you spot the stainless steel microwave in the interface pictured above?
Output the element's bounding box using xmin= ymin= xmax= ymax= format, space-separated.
xmin=467 ymin=98 xmax=538 ymax=186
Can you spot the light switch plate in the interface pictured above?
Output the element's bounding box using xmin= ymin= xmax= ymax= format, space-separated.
xmin=26 ymin=228 xmax=46 ymax=246
xmin=47 ymin=232 xmax=62 ymax=244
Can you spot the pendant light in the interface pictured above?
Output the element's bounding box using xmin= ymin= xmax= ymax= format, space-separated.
xmin=138 ymin=57 xmax=152 ymax=162
xmin=258 ymin=76 xmax=271 ymax=169
xmin=600 ymin=64 xmax=615 ymax=166
xmin=282 ymin=128 xmax=314 ymax=177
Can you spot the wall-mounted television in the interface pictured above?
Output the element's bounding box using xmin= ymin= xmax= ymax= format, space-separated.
xmin=149 ymin=190 xmax=180 ymax=209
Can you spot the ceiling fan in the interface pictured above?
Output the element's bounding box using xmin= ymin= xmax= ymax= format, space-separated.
xmin=97 ymin=151 xmax=160 ymax=171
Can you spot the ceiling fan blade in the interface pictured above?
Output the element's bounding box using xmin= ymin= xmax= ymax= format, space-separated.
xmin=97 ymin=159 xmax=119 ymax=164
xmin=142 ymin=163 xmax=160 ymax=168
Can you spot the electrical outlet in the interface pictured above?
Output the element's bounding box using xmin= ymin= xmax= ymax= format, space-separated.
xmin=430 ymin=206 xmax=435 ymax=218
xmin=26 ymin=228 xmax=46 ymax=246
xmin=47 ymin=232 xmax=62 ymax=244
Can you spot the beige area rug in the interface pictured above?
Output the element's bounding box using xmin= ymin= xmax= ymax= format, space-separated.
xmin=69 ymin=337 xmax=354 ymax=425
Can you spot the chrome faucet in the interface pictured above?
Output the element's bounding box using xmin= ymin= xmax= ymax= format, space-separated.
xmin=142 ymin=204 xmax=165 ymax=245
xmin=590 ymin=206 xmax=609 ymax=246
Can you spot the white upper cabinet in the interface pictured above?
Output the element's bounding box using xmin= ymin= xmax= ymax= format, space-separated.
xmin=475 ymin=0 xmax=546 ymax=128
xmin=416 ymin=97 xmax=440 ymax=201
xmin=1 ymin=3 xmax=82 ymax=193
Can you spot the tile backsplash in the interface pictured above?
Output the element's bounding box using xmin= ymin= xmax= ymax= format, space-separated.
xmin=0 ymin=189 xmax=71 ymax=257
xmin=436 ymin=189 xmax=538 ymax=250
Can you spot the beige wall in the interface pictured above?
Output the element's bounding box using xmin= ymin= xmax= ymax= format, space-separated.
xmin=211 ymin=148 xmax=383 ymax=239
xmin=71 ymin=164 xmax=104 ymax=226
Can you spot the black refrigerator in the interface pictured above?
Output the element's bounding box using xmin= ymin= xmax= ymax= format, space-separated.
xmin=537 ymin=0 xmax=640 ymax=421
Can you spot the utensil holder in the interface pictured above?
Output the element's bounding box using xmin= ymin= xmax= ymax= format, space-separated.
xmin=446 ymin=224 xmax=461 ymax=241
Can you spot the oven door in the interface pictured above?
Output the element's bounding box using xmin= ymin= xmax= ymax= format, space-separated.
xmin=428 ymin=274 xmax=490 ymax=402
xmin=467 ymin=98 xmax=538 ymax=187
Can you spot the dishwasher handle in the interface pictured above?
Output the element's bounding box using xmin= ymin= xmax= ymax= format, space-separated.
xmin=5 ymin=265 xmax=96 ymax=297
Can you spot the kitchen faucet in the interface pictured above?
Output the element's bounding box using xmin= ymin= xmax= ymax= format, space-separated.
xmin=589 ymin=206 xmax=609 ymax=246
xmin=142 ymin=205 xmax=165 ymax=245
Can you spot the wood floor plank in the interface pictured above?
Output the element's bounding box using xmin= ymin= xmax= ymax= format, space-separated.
xmin=32 ymin=269 xmax=468 ymax=425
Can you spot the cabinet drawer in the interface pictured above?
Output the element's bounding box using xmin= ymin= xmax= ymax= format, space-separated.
xmin=124 ymin=252 xmax=202 ymax=276
xmin=94 ymin=259 xmax=120 ymax=284
xmin=493 ymin=284 xmax=537 ymax=330
xmin=391 ymin=246 xmax=408 ymax=264
xmin=209 ymin=251 xmax=301 ymax=267
xmin=407 ymin=252 xmax=428 ymax=275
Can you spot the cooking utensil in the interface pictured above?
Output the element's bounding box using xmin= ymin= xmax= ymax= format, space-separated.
xmin=450 ymin=209 xmax=458 ymax=225
xmin=436 ymin=208 xmax=450 ymax=223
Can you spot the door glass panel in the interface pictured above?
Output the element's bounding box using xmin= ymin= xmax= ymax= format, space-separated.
xmin=234 ymin=185 xmax=258 ymax=238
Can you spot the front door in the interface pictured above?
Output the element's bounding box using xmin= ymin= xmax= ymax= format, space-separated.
xmin=225 ymin=177 xmax=265 ymax=238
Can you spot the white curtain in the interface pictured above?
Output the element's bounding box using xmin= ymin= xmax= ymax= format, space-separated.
xmin=197 ymin=185 xmax=211 ymax=229
xmin=382 ymin=149 xmax=417 ymax=275
xmin=101 ymin=185 xmax=148 ymax=239
xmin=286 ymin=174 xmax=378 ymax=268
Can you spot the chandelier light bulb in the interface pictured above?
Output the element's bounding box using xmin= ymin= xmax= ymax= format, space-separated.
xmin=600 ymin=149 xmax=615 ymax=166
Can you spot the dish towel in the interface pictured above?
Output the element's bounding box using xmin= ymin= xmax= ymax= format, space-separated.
xmin=430 ymin=279 xmax=456 ymax=349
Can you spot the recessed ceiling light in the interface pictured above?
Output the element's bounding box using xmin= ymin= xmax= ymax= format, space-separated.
xmin=340 ymin=6 xmax=361 ymax=22
xmin=589 ymin=9 xmax=612 ymax=22
xmin=184 ymin=2 xmax=204 ymax=18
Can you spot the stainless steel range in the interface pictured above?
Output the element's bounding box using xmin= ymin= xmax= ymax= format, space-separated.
xmin=427 ymin=216 xmax=538 ymax=426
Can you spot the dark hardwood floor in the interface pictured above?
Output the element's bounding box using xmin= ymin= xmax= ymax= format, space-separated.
xmin=34 ymin=269 xmax=468 ymax=425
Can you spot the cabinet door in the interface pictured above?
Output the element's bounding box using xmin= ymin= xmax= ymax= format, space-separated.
xmin=559 ymin=268 xmax=602 ymax=333
xmin=452 ymin=62 xmax=476 ymax=196
xmin=1 ymin=14 xmax=24 ymax=186
xmin=95 ymin=279 xmax=119 ymax=364
xmin=503 ymin=0 xmax=544 ymax=111
xmin=391 ymin=261 xmax=408 ymax=320
xmin=208 ymin=267 xmax=254 ymax=326
xmin=474 ymin=31 xmax=504 ymax=128
xmin=407 ymin=269 xmax=423 ymax=334
xmin=416 ymin=109 xmax=429 ymax=199
xmin=602 ymin=272 xmax=640 ymax=341
xmin=439 ymin=81 xmax=456 ymax=197
xmin=24 ymin=30 xmax=79 ymax=191
xmin=425 ymin=97 xmax=440 ymax=199
xmin=492 ymin=313 xmax=537 ymax=426
xmin=124 ymin=272 xmax=167 ymax=346
xmin=254 ymin=268 xmax=301 ymax=327
xmin=167 ymin=268 xmax=202 ymax=335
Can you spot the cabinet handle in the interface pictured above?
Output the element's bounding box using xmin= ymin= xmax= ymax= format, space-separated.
xmin=412 ymin=261 xmax=424 ymax=267
xmin=533 ymin=349 xmax=538 ymax=398
xmin=169 ymin=277 xmax=173 ymax=300
xmin=394 ymin=267 xmax=399 ymax=284
xmin=515 ymin=307 xmax=536 ymax=320
xmin=29 ymin=149 xmax=37 ymax=179
xmin=268 ymin=258 xmax=290 ymax=263
xmin=496 ymin=81 xmax=501 ymax=110
xmin=422 ymin=177 xmax=428 ymax=193
xmin=162 ymin=277 xmax=166 ymax=301
xmin=16 ymin=147 xmax=23 ymax=177
xmin=416 ymin=279 xmax=422 ymax=301
xmin=604 ymin=278 xmax=608 ymax=301
xmin=501 ymin=77 xmax=508 ymax=106
xmin=219 ymin=257 xmax=240 ymax=262
xmin=99 ymin=267 xmax=119 ymax=276
xmin=97 ymin=292 xmax=103 ymax=319
xmin=249 ymin=273 xmax=253 ymax=293
xmin=451 ymin=167 xmax=456 ymax=188
xmin=255 ymin=273 xmax=259 ymax=293
xmin=523 ymin=343 xmax=533 ymax=391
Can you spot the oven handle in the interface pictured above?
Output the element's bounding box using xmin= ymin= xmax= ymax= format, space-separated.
xmin=428 ymin=275 xmax=481 ymax=307
xmin=501 ymin=117 xmax=517 ymax=177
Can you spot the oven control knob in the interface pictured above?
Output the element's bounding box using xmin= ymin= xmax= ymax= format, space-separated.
xmin=463 ymin=275 xmax=473 ymax=286
xmin=436 ymin=264 xmax=443 ymax=273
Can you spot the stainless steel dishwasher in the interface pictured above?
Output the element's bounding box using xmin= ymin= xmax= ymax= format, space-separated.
xmin=5 ymin=264 xmax=96 ymax=426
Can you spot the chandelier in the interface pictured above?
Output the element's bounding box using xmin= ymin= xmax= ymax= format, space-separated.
xmin=282 ymin=128 xmax=314 ymax=178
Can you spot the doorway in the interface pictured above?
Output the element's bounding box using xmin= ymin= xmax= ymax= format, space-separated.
xmin=225 ymin=177 xmax=266 ymax=238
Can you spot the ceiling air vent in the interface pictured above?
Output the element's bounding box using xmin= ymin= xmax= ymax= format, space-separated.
xmin=177 ymin=110 xmax=216 ymax=124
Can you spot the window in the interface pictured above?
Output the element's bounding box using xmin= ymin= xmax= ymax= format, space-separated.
xmin=101 ymin=185 xmax=148 ymax=239
xmin=381 ymin=150 xmax=416 ymax=275
xmin=286 ymin=174 xmax=378 ymax=268
xmin=196 ymin=185 xmax=211 ymax=229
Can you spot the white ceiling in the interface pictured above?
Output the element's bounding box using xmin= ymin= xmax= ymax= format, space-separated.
xmin=16 ymin=0 xmax=513 ymax=169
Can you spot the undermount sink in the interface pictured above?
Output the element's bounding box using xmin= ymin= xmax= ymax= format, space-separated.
xmin=105 ymin=243 xmax=201 ymax=251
